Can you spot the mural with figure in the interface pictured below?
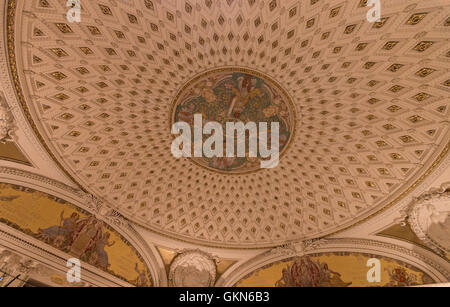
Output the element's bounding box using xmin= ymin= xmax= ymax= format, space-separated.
xmin=236 ymin=253 xmax=434 ymax=287
xmin=38 ymin=212 xmax=116 ymax=270
xmin=0 ymin=183 xmax=152 ymax=286
xmin=275 ymin=255 xmax=352 ymax=287
xmin=172 ymin=68 xmax=296 ymax=174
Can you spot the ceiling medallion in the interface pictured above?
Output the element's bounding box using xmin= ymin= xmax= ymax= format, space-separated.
xmin=171 ymin=67 xmax=296 ymax=174
xmin=408 ymin=184 xmax=450 ymax=256
xmin=168 ymin=250 xmax=217 ymax=287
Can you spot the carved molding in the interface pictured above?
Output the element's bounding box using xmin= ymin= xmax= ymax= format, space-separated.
xmin=0 ymin=92 xmax=16 ymax=144
xmin=0 ymin=166 xmax=80 ymax=193
xmin=0 ymin=245 xmax=97 ymax=287
xmin=0 ymin=247 xmax=38 ymax=286
xmin=0 ymin=0 xmax=62 ymax=170
xmin=80 ymin=192 xmax=130 ymax=229
xmin=269 ymin=238 xmax=329 ymax=256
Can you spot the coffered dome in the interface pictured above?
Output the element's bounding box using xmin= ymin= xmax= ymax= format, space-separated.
xmin=10 ymin=0 xmax=450 ymax=248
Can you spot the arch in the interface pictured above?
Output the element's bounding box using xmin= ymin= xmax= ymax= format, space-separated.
xmin=219 ymin=238 xmax=450 ymax=286
xmin=0 ymin=166 xmax=164 ymax=286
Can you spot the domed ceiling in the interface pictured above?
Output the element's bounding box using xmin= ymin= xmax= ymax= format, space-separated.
xmin=8 ymin=0 xmax=450 ymax=248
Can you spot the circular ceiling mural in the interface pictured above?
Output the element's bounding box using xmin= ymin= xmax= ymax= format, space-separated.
xmin=171 ymin=68 xmax=296 ymax=174
xmin=6 ymin=0 xmax=450 ymax=248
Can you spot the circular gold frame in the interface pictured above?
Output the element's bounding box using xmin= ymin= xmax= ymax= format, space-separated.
xmin=169 ymin=66 xmax=298 ymax=175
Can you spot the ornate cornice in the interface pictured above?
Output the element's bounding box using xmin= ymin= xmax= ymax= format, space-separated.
xmin=269 ymin=238 xmax=329 ymax=256
xmin=0 ymin=166 xmax=79 ymax=192
xmin=4 ymin=0 xmax=87 ymax=191
xmin=80 ymin=192 xmax=130 ymax=229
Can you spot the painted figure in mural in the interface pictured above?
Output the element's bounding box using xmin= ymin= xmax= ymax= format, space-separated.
xmin=228 ymin=75 xmax=262 ymax=119
xmin=133 ymin=263 xmax=150 ymax=287
xmin=276 ymin=268 xmax=295 ymax=287
xmin=37 ymin=211 xmax=80 ymax=247
xmin=276 ymin=256 xmax=352 ymax=287
xmin=70 ymin=216 xmax=103 ymax=258
xmin=177 ymin=103 xmax=196 ymax=126
xmin=290 ymin=256 xmax=321 ymax=287
xmin=385 ymin=267 xmax=421 ymax=287
xmin=91 ymin=232 xmax=115 ymax=269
